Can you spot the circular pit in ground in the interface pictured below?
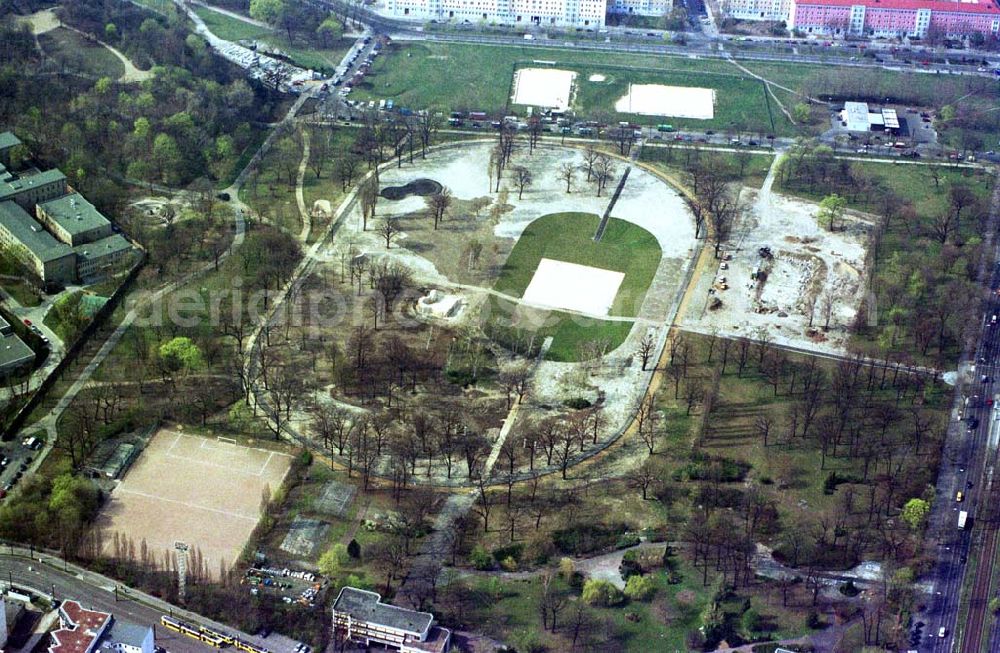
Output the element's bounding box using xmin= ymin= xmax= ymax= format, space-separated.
xmin=380 ymin=178 xmax=443 ymax=200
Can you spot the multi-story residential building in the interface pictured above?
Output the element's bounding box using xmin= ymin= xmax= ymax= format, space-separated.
xmin=332 ymin=587 xmax=451 ymax=653
xmin=383 ymin=0 xmax=608 ymax=27
xmin=608 ymin=0 xmax=673 ymax=16
xmin=722 ymin=0 xmax=792 ymax=21
xmin=789 ymin=0 xmax=1000 ymax=37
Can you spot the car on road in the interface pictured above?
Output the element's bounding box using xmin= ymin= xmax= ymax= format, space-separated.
xmin=968 ymin=417 xmax=979 ymax=430
xmin=939 ymin=626 xmax=947 ymax=638
xmin=956 ymin=491 xmax=964 ymax=502
xmin=22 ymin=319 xmax=30 ymax=326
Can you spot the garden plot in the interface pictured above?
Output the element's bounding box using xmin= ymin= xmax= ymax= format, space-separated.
xmin=512 ymin=68 xmax=576 ymax=111
xmin=615 ymin=84 xmax=715 ymax=119
xmin=522 ymin=259 xmax=625 ymax=317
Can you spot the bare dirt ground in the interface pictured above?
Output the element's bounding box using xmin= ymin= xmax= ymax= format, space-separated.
xmin=95 ymin=428 xmax=292 ymax=576
xmin=318 ymin=141 xmax=699 ymax=468
xmin=677 ymin=155 xmax=871 ymax=356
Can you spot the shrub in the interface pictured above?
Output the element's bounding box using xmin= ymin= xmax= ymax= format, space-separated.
xmin=500 ymin=556 xmax=518 ymax=572
xmin=564 ymin=397 xmax=592 ymax=410
xmin=347 ymin=539 xmax=361 ymax=559
xmin=558 ymin=557 xmax=575 ymax=579
xmin=493 ymin=543 xmax=524 ymax=563
xmin=806 ymin=610 xmax=823 ymax=629
xmin=839 ymin=580 xmax=860 ymax=597
xmin=552 ymin=522 xmax=632 ymax=555
xmin=624 ymin=574 xmax=657 ymax=601
xmin=615 ymin=533 xmax=641 ymax=549
xmin=582 ymin=579 xmax=624 ymax=607
xmin=470 ymin=545 xmax=493 ymax=570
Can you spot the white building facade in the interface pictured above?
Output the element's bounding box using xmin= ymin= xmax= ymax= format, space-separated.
xmin=721 ymin=0 xmax=791 ymax=21
xmin=383 ymin=0 xmax=608 ymax=26
xmin=608 ymin=0 xmax=673 ymax=16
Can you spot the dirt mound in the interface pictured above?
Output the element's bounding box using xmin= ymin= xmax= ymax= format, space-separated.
xmin=381 ymin=178 xmax=443 ymax=200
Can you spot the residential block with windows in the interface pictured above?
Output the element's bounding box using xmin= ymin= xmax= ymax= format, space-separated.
xmin=0 ymin=131 xmax=138 ymax=286
xmin=381 ymin=0 xmax=670 ymax=26
xmin=332 ymin=587 xmax=451 ymax=653
xmin=789 ymin=0 xmax=1000 ymax=37
xmin=722 ymin=0 xmax=792 ymax=21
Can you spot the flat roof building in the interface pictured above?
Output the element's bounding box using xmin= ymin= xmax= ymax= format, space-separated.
xmin=49 ymin=601 xmax=154 ymax=653
xmin=332 ymin=587 xmax=450 ymax=653
xmin=0 ymin=201 xmax=76 ymax=284
xmin=0 ymin=169 xmax=67 ymax=210
xmin=0 ymin=132 xmax=21 ymax=167
xmin=37 ymin=193 xmax=114 ymax=246
xmin=74 ymin=234 xmax=137 ymax=281
xmin=842 ymin=101 xmax=871 ymax=131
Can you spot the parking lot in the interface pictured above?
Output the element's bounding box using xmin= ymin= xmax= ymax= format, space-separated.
xmin=0 ymin=433 xmax=44 ymax=499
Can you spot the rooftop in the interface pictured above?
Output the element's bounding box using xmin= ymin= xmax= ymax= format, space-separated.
xmin=0 ymin=169 xmax=66 ymax=202
xmin=795 ymin=0 xmax=1000 ymax=13
xmin=73 ymin=234 xmax=133 ymax=264
xmin=0 ymin=132 xmax=21 ymax=151
xmin=0 ymin=201 xmax=74 ymax=262
xmin=104 ymin=618 xmax=151 ymax=648
xmin=38 ymin=193 xmax=111 ymax=237
xmin=333 ymin=587 xmax=433 ymax=636
xmin=50 ymin=601 xmax=111 ymax=653
xmin=0 ymin=334 xmax=33 ymax=368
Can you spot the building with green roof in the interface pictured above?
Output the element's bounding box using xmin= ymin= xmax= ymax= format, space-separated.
xmin=0 ymin=169 xmax=67 ymax=210
xmin=0 ymin=201 xmax=76 ymax=284
xmin=0 ymin=132 xmax=21 ymax=167
xmin=36 ymin=193 xmax=113 ymax=246
xmin=74 ymin=234 xmax=137 ymax=281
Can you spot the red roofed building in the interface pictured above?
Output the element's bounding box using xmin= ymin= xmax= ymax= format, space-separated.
xmin=49 ymin=601 xmax=111 ymax=653
xmin=789 ymin=0 xmax=1000 ymax=37
xmin=48 ymin=601 xmax=154 ymax=653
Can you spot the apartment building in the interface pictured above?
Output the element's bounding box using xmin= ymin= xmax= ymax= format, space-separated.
xmin=722 ymin=0 xmax=792 ymax=21
xmin=0 ymin=201 xmax=76 ymax=284
xmin=49 ymin=601 xmax=154 ymax=653
xmin=383 ymin=0 xmax=608 ymax=26
xmin=789 ymin=0 xmax=1000 ymax=37
xmin=608 ymin=0 xmax=673 ymax=16
xmin=36 ymin=193 xmax=114 ymax=246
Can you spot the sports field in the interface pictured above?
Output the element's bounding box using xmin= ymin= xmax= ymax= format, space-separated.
xmin=350 ymin=42 xmax=781 ymax=134
xmin=495 ymin=212 xmax=661 ymax=318
xmin=96 ymin=429 xmax=292 ymax=576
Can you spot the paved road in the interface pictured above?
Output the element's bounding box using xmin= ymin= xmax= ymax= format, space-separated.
xmin=916 ymin=175 xmax=1000 ymax=652
xmin=0 ymin=548 xmax=303 ymax=653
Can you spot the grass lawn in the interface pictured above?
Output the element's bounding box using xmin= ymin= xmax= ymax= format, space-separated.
xmin=350 ymin=42 xmax=791 ymax=135
xmin=38 ymin=28 xmax=125 ymax=79
xmin=494 ymin=212 xmax=660 ymax=318
xmin=193 ymin=5 xmax=351 ymax=74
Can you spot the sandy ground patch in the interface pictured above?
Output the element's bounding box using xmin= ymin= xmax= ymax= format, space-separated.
xmin=588 ymin=74 xmax=606 ymax=82
xmin=678 ymin=158 xmax=870 ymax=356
xmin=522 ymin=258 xmax=625 ymax=316
xmin=512 ymin=68 xmax=576 ymax=111
xmin=321 ymin=142 xmax=699 ymax=472
xmin=21 ymin=9 xmax=60 ymax=35
xmin=615 ymin=84 xmax=716 ymax=119
xmin=96 ymin=429 xmax=291 ymax=576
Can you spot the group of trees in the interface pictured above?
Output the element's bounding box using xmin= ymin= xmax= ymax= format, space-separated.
xmin=782 ymin=143 xmax=989 ymax=361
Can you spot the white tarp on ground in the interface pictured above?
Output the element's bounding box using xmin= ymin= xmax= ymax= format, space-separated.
xmin=512 ymin=68 xmax=577 ymax=111
xmin=615 ymin=84 xmax=716 ymax=119
xmin=521 ymin=258 xmax=625 ymax=317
